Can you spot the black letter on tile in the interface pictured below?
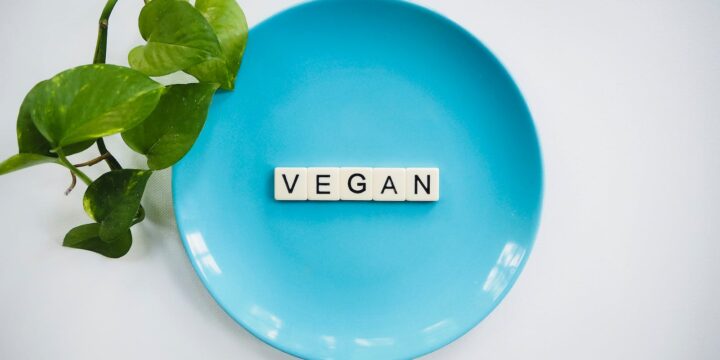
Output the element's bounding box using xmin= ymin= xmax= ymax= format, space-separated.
xmin=381 ymin=176 xmax=398 ymax=194
xmin=414 ymin=175 xmax=431 ymax=195
xmin=282 ymin=174 xmax=300 ymax=193
xmin=348 ymin=173 xmax=366 ymax=194
xmin=316 ymin=174 xmax=331 ymax=194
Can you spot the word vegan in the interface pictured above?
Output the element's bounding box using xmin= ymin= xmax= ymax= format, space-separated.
xmin=274 ymin=167 xmax=439 ymax=202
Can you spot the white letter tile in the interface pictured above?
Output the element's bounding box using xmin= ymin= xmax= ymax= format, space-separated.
xmin=405 ymin=168 xmax=439 ymax=201
xmin=274 ymin=168 xmax=307 ymax=201
xmin=308 ymin=167 xmax=340 ymax=201
xmin=340 ymin=168 xmax=373 ymax=201
xmin=372 ymin=168 xmax=406 ymax=201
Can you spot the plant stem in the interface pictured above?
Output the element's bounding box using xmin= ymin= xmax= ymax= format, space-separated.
xmin=74 ymin=152 xmax=111 ymax=167
xmin=93 ymin=0 xmax=118 ymax=64
xmin=57 ymin=150 xmax=92 ymax=186
xmin=93 ymin=0 xmax=123 ymax=170
xmin=132 ymin=206 xmax=146 ymax=226
xmin=96 ymin=138 xmax=122 ymax=170
xmin=65 ymin=172 xmax=78 ymax=196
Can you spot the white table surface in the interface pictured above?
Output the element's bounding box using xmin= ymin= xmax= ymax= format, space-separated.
xmin=1 ymin=0 xmax=719 ymax=359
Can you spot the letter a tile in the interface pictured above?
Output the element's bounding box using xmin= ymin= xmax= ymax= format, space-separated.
xmin=373 ymin=168 xmax=406 ymax=201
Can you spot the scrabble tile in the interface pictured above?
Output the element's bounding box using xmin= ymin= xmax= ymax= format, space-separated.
xmin=372 ymin=168 xmax=406 ymax=201
xmin=274 ymin=168 xmax=307 ymax=201
xmin=405 ymin=168 xmax=440 ymax=201
xmin=340 ymin=168 xmax=373 ymax=201
xmin=307 ymin=167 xmax=340 ymax=201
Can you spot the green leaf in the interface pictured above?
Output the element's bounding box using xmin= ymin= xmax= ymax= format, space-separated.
xmin=137 ymin=0 xmax=183 ymax=40
xmin=16 ymin=88 xmax=94 ymax=157
xmin=25 ymin=64 xmax=164 ymax=148
xmin=3 ymin=91 xmax=91 ymax=175
xmin=83 ymin=170 xmax=152 ymax=242
xmin=63 ymin=223 xmax=132 ymax=258
xmin=122 ymin=83 xmax=218 ymax=170
xmin=0 ymin=153 xmax=59 ymax=176
xmin=17 ymin=88 xmax=53 ymax=156
xmin=186 ymin=0 xmax=248 ymax=89
xmin=129 ymin=0 xmax=223 ymax=77
xmin=63 ymin=140 xmax=96 ymax=156
xmin=184 ymin=58 xmax=232 ymax=90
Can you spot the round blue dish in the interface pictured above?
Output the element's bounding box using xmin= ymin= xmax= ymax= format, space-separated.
xmin=173 ymin=1 xmax=543 ymax=358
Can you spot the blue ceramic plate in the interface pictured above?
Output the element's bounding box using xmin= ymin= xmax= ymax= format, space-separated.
xmin=173 ymin=1 xmax=542 ymax=358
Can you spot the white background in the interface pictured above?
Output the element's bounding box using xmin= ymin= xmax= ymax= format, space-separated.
xmin=1 ymin=0 xmax=719 ymax=359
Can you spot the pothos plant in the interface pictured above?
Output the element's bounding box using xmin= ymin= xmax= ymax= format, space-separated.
xmin=0 ymin=0 xmax=248 ymax=258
